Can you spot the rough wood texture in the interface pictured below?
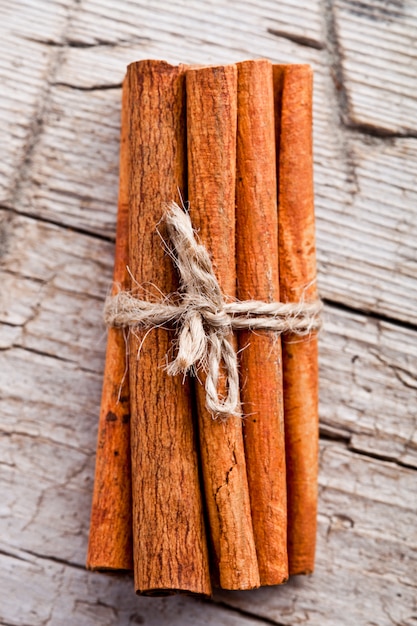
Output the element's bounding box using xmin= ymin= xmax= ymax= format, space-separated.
xmin=1 ymin=0 xmax=416 ymax=624
xmin=236 ymin=59 xmax=287 ymax=586
xmin=186 ymin=64 xmax=260 ymax=591
xmin=126 ymin=60 xmax=211 ymax=596
xmin=217 ymin=440 xmax=417 ymax=626
xmin=333 ymin=0 xmax=417 ymax=134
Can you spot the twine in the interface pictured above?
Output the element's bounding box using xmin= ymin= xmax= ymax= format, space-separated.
xmin=105 ymin=202 xmax=322 ymax=420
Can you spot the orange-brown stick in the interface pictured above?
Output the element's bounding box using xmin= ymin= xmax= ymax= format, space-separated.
xmin=274 ymin=64 xmax=319 ymax=576
xmin=87 ymin=80 xmax=132 ymax=571
xmin=186 ymin=64 xmax=260 ymax=591
xmin=236 ymin=59 xmax=288 ymax=586
xmin=127 ymin=60 xmax=211 ymax=596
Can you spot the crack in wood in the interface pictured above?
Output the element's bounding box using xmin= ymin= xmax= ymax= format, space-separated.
xmin=322 ymin=298 xmax=417 ymax=334
xmin=206 ymin=599 xmax=288 ymax=626
xmin=1 ymin=2 xmax=416 ymax=622
xmin=346 ymin=443 xmax=417 ymax=471
xmin=9 ymin=0 xmax=84 ymax=208
xmin=0 ymin=429 xmax=95 ymax=456
xmin=19 ymin=548 xmax=87 ymax=571
xmin=51 ymin=81 xmax=123 ymax=92
xmin=22 ymin=35 xmax=150 ymax=49
xmin=0 ymin=205 xmax=115 ymax=243
xmin=266 ymin=28 xmax=325 ymax=50
xmin=345 ymin=120 xmax=417 ymax=140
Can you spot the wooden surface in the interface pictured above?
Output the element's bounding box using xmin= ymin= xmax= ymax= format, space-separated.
xmin=0 ymin=1 xmax=416 ymax=624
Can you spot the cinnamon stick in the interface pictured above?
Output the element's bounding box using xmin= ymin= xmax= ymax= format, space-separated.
xmin=186 ymin=64 xmax=260 ymax=591
xmin=274 ymin=64 xmax=319 ymax=576
xmin=87 ymin=79 xmax=132 ymax=571
xmin=127 ymin=60 xmax=211 ymax=596
xmin=236 ymin=59 xmax=288 ymax=586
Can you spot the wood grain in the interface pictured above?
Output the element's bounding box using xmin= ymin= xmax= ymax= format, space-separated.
xmin=0 ymin=544 xmax=264 ymax=626
xmin=126 ymin=60 xmax=211 ymax=596
xmin=1 ymin=218 xmax=414 ymax=468
xmin=17 ymin=44 xmax=417 ymax=325
xmin=216 ymin=441 xmax=417 ymax=626
xmin=236 ymin=59 xmax=287 ymax=586
xmin=1 ymin=417 xmax=415 ymax=626
xmin=186 ymin=64 xmax=260 ymax=591
xmin=66 ymin=0 xmax=324 ymax=51
xmin=0 ymin=0 xmax=416 ymax=623
xmin=333 ymin=0 xmax=417 ymax=134
xmin=0 ymin=0 xmax=70 ymax=203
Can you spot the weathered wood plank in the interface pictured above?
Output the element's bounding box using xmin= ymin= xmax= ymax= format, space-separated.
xmin=316 ymin=136 xmax=417 ymax=323
xmin=66 ymin=0 xmax=325 ymax=49
xmin=0 ymin=428 xmax=94 ymax=565
xmin=0 ymin=549 xmax=262 ymax=626
xmin=1 ymin=425 xmax=415 ymax=625
xmin=321 ymin=304 xmax=417 ymax=467
xmin=0 ymin=346 xmax=102 ymax=452
xmin=2 ymin=210 xmax=416 ymax=467
xmin=1 ymin=1 xmax=416 ymax=624
xmin=16 ymin=86 xmax=121 ymax=236
xmin=333 ymin=0 xmax=417 ymax=134
xmin=1 ymin=0 xmax=70 ymax=42
xmin=0 ymin=0 xmax=73 ymax=202
xmin=216 ymin=442 xmax=417 ymax=626
xmin=0 ymin=36 xmax=52 ymax=203
xmin=12 ymin=43 xmax=417 ymax=323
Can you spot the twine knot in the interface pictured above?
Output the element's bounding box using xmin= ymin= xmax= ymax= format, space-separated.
xmin=105 ymin=202 xmax=322 ymax=420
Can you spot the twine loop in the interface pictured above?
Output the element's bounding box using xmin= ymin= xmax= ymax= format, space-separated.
xmin=105 ymin=202 xmax=322 ymax=420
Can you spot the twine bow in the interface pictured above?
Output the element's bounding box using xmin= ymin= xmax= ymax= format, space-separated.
xmin=105 ymin=202 xmax=322 ymax=420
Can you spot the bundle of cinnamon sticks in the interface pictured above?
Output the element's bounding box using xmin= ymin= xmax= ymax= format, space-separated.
xmin=87 ymin=59 xmax=319 ymax=597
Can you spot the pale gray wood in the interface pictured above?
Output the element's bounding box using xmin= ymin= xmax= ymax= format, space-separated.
xmin=333 ymin=0 xmax=417 ymax=134
xmin=0 ymin=0 xmax=416 ymax=624
xmin=13 ymin=48 xmax=417 ymax=323
xmin=0 ymin=208 xmax=416 ymax=624
xmin=67 ymin=0 xmax=325 ymax=50
xmin=0 ymin=35 xmax=52 ymax=203
xmin=217 ymin=442 xmax=417 ymax=626
xmin=1 ymin=424 xmax=416 ymax=625
xmin=0 ymin=548 xmax=262 ymax=626
xmin=0 ymin=0 xmax=72 ymax=202
xmin=321 ymin=303 xmax=417 ymax=467
xmin=1 ymin=210 xmax=416 ymax=466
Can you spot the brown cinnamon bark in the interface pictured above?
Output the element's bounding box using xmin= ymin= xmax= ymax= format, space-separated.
xmin=274 ymin=64 xmax=319 ymax=576
xmin=236 ymin=59 xmax=288 ymax=586
xmin=87 ymin=80 xmax=132 ymax=571
xmin=127 ymin=60 xmax=211 ymax=596
xmin=186 ymin=64 xmax=260 ymax=591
